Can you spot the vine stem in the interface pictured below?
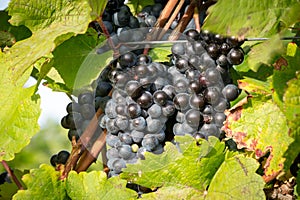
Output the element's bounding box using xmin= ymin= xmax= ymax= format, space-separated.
xmin=158 ymin=0 xmax=185 ymax=40
xmin=60 ymin=90 xmax=112 ymax=180
xmin=1 ymin=160 xmax=23 ymax=190
xmin=168 ymin=1 xmax=196 ymax=40
xmin=143 ymin=0 xmax=179 ymax=55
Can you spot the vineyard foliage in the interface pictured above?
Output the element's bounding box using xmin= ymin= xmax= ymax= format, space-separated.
xmin=0 ymin=0 xmax=300 ymax=199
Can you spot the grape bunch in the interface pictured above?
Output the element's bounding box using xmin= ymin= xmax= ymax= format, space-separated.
xmin=96 ymin=29 xmax=244 ymax=175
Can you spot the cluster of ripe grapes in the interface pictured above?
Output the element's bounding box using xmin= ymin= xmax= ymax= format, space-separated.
xmin=51 ymin=28 xmax=244 ymax=173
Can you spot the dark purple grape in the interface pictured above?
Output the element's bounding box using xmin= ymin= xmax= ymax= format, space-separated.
xmin=175 ymin=58 xmax=189 ymax=72
xmin=214 ymin=112 xmax=226 ymax=127
xmin=118 ymin=52 xmax=137 ymax=68
xmin=220 ymin=42 xmax=231 ymax=55
xmin=205 ymin=68 xmax=221 ymax=85
xmin=129 ymin=16 xmax=140 ymax=29
xmin=80 ymin=104 xmax=95 ymax=119
xmin=50 ymin=154 xmax=58 ymax=167
xmin=204 ymin=87 xmax=221 ymax=105
xmin=78 ymin=92 xmax=93 ymax=105
xmin=189 ymin=93 xmax=205 ymax=110
xmin=136 ymin=91 xmax=153 ymax=109
xmin=96 ymin=81 xmax=112 ymax=97
xmin=125 ymin=80 xmax=143 ymax=98
xmin=136 ymin=54 xmax=152 ymax=65
xmin=171 ymin=43 xmax=185 ymax=56
xmin=227 ymin=48 xmax=244 ymax=65
xmin=134 ymin=64 xmax=149 ymax=78
xmin=151 ymin=3 xmax=163 ymax=18
xmin=189 ymin=80 xmax=202 ymax=94
xmin=222 ymin=84 xmax=239 ymax=101
xmin=113 ymin=9 xmax=131 ymax=27
xmin=68 ymin=129 xmax=82 ymax=141
xmin=173 ymin=93 xmax=190 ymax=111
xmin=66 ymin=112 xmax=83 ymax=129
xmin=206 ymin=43 xmax=220 ymax=59
xmin=185 ymin=29 xmax=199 ymax=41
xmin=153 ymin=90 xmax=168 ymax=106
xmin=216 ymin=54 xmax=229 ymax=67
xmin=162 ymin=101 xmax=176 ymax=117
xmin=57 ymin=150 xmax=70 ymax=164
xmin=185 ymin=109 xmax=203 ymax=128
xmin=127 ymin=103 xmax=142 ymax=118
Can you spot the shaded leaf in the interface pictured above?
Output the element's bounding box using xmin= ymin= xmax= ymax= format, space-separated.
xmin=13 ymin=165 xmax=67 ymax=200
xmin=203 ymin=0 xmax=300 ymax=37
xmin=272 ymin=51 xmax=300 ymax=108
xmin=282 ymin=73 xmax=300 ymax=171
xmin=53 ymin=29 xmax=110 ymax=90
xmin=122 ymin=135 xmax=225 ymax=192
xmin=66 ymin=171 xmax=137 ymax=200
xmin=247 ymin=35 xmax=284 ymax=72
xmin=0 ymin=11 xmax=31 ymax=46
xmin=224 ymin=98 xmax=293 ymax=176
xmin=206 ymin=155 xmax=265 ymax=200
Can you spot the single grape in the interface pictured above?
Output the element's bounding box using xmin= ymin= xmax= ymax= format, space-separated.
xmin=185 ymin=109 xmax=203 ymax=128
xmin=214 ymin=112 xmax=226 ymax=128
xmin=222 ymin=84 xmax=239 ymax=101
xmin=111 ymin=159 xmax=127 ymax=174
xmin=171 ymin=43 xmax=185 ymax=56
xmin=115 ymin=116 xmax=129 ymax=130
xmin=227 ymin=48 xmax=244 ymax=65
xmin=50 ymin=154 xmax=58 ymax=167
xmin=203 ymin=87 xmax=221 ymax=105
xmin=136 ymin=91 xmax=153 ymax=109
xmin=206 ymin=43 xmax=220 ymax=59
xmin=162 ymin=100 xmax=176 ymax=117
xmin=132 ymin=116 xmax=146 ymax=131
xmin=78 ymin=92 xmax=94 ymax=105
xmin=118 ymin=145 xmax=135 ymax=160
xmin=80 ymin=104 xmax=95 ymax=119
xmin=189 ymin=93 xmax=205 ymax=110
xmin=57 ymin=150 xmax=70 ymax=164
xmin=107 ymin=133 xmax=122 ymax=147
xmin=131 ymin=130 xmax=145 ymax=143
xmin=142 ymin=135 xmax=159 ymax=151
xmin=96 ymin=81 xmax=113 ymax=97
xmin=173 ymin=93 xmax=190 ymax=111
xmin=175 ymin=58 xmax=189 ymax=73
xmin=118 ymin=52 xmax=137 ymax=68
xmin=118 ymin=132 xmax=133 ymax=145
xmin=106 ymin=148 xmax=120 ymax=160
xmin=125 ymin=80 xmax=143 ymax=99
xmin=148 ymin=103 xmax=162 ymax=118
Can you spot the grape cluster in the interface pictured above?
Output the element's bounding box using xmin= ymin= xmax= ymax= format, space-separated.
xmin=98 ymin=30 xmax=244 ymax=175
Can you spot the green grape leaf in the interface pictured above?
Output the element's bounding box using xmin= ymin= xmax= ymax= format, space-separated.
xmin=0 ymin=11 xmax=32 ymax=46
xmin=203 ymin=0 xmax=300 ymax=37
xmin=148 ymin=46 xmax=171 ymax=63
xmin=8 ymin=0 xmax=91 ymax=33
xmin=247 ymin=35 xmax=285 ymax=72
xmin=142 ymin=186 xmax=204 ymax=200
xmin=206 ymin=155 xmax=265 ymax=200
xmin=66 ymin=171 xmax=137 ymax=200
xmin=0 ymin=62 xmax=40 ymax=161
xmin=282 ymin=73 xmax=300 ymax=171
xmin=122 ymin=135 xmax=225 ymax=193
xmin=224 ymin=97 xmax=293 ymax=177
xmin=5 ymin=0 xmax=91 ymax=80
xmin=126 ymin=0 xmax=155 ymax=16
xmin=53 ymin=30 xmax=111 ymax=90
xmin=12 ymin=165 xmax=67 ymax=200
xmin=272 ymin=52 xmax=300 ymax=107
xmin=238 ymin=76 xmax=272 ymax=95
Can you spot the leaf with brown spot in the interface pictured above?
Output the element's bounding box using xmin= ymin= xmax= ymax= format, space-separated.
xmin=224 ymin=97 xmax=293 ymax=179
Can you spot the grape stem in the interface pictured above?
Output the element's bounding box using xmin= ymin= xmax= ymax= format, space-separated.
xmin=158 ymin=0 xmax=185 ymax=40
xmin=168 ymin=1 xmax=196 ymax=40
xmin=60 ymin=90 xmax=112 ymax=180
xmin=75 ymin=129 xmax=108 ymax=173
xmin=143 ymin=0 xmax=179 ymax=54
xmin=1 ymin=160 xmax=24 ymax=190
